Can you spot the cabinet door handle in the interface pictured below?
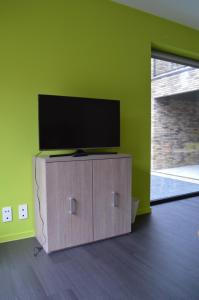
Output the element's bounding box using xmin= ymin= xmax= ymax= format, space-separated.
xmin=112 ymin=192 xmax=119 ymax=207
xmin=69 ymin=197 xmax=77 ymax=215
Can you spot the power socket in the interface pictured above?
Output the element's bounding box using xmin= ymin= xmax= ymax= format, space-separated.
xmin=19 ymin=204 xmax=28 ymax=219
xmin=2 ymin=207 xmax=12 ymax=222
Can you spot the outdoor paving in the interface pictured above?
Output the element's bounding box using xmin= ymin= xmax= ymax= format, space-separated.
xmin=151 ymin=165 xmax=199 ymax=201
xmin=157 ymin=165 xmax=199 ymax=180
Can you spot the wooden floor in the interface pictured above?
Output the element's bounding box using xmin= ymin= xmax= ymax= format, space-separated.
xmin=1 ymin=197 xmax=199 ymax=300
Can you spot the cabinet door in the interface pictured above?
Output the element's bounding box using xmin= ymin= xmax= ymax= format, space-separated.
xmin=46 ymin=160 xmax=93 ymax=252
xmin=93 ymin=158 xmax=131 ymax=241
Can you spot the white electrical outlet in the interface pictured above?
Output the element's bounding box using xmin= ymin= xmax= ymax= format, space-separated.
xmin=2 ymin=207 xmax=12 ymax=222
xmin=19 ymin=204 xmax=28 ymax=220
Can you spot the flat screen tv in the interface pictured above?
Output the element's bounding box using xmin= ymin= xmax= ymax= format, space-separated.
xmin=38 ymin=94 xmax=120 ymax=151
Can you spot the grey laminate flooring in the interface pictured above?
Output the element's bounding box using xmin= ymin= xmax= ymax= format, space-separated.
xmin=1 ymin=196 xmax=199 ymax=300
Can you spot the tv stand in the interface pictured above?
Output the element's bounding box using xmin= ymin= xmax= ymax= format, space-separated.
xmin=49 ymin=149 xmax=87 ymax=158
xmin=34 ymin=153 xmax=132 ymax=253
xmin=73 ymin=150 xmax=118 ymax=156
xmin=49 ymin=149 xmax=117 ymax=158
xmin=72 ymin=149 xmax=88 ymax=157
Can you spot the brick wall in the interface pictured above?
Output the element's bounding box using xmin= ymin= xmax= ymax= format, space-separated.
xmin=151 ymin=59 xmax=199 ymax=170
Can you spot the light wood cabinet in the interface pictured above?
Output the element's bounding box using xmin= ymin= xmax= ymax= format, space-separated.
xmin=46 ymin=160 xmax=93 ymax=252
xmin=34 ymin=154 xmax=132 ymax=253
xmin=93 ymin=158 xmax=131 ymax=241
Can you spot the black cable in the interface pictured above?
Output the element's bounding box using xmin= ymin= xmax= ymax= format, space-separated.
xmin=34 ymin=151 xmax=46 ymax=252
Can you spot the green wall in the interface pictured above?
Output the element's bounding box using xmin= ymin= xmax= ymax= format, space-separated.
xmin=1 ymin=0 xmax=199 ymax=243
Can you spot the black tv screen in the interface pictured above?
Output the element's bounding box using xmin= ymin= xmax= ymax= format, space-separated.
xmin=38 ymin=95 xmax=120 ymax=150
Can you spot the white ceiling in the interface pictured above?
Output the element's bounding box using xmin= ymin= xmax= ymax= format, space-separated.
xmin=112 ymin=0 xmax=199 ymax=31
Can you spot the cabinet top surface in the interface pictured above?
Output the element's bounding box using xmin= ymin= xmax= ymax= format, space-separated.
xmin=35 ymin=153 xmax=131 ymax=163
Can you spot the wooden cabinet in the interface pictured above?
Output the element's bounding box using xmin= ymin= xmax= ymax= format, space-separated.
xmin=34 ymin=154 xmax=132 ymax=253
xmin=93 ymin=158 xmax=131 ymax=241
xmin=46 ymin=160 xmax=93 ymax=252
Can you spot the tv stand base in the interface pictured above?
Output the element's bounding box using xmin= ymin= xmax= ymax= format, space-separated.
xmin=50 ymin=149 xmax=117 ymax=158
